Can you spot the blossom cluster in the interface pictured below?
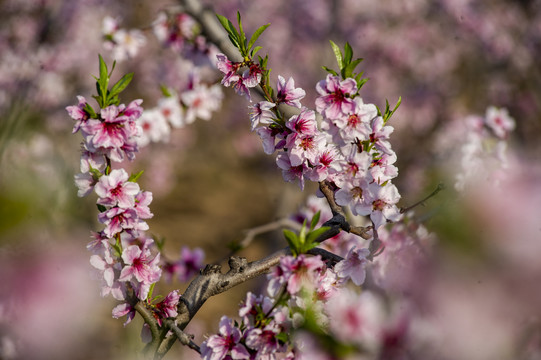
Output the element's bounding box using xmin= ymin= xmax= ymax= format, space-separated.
xmin=67 ymin=77 xmax=181 ymax=329
xmin=136 ymin=73 xmax=223 ymax=147
xmin=102 ymin=16 xmax=147 ymax=62
xmin=100 ymin=11 xmax=224 ymax=150
xmin=201 ymin=249 xmax=403 ymax=359
xmin=153 ymin=11 xmax=219 ymax=66
xmin=455 ymin=106 xmax=515 ymax=191
xmin=217 ymin=49 xmax=402 ymax=230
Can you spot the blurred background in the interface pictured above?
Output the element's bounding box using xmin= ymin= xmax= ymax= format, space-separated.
xmin=1 ymin=0 xmax=540 ymax=359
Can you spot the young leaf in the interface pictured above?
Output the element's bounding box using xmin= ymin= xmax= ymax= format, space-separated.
xmin=250 ymin=45 xmax=263 ymax=57
xmin=83 ymin=103 xmax=97 ymax=119
xmin=216 ymin=14 xmax=241 ymax=49
xmin=342 ymin=58 xmax=363 ymax=79
xmin=236 ymin=14 xmax=248 ymax=55
xmin=344 ymin=42 xmax=353 ymax=65
xmin=160 ymin=84 xmax=172 ymax=97
xmin=310 ymin=211 xmax=321 ymax=231
xmin=98 ymin=55 xmax=109 ymax=98
xmin=283 ymin=229 xmax=299 ymax=256
xmin=128 ymin=170 xmax=144 ymax=182
xmin=306 ymin=226 xmax=331 ymax=245
xmin=108 ymin=72 xmax=134 ymax=101
xmin=383 ymin=96 xmax=401 ymax=124
xmin=216 ymin=14 xmax=235 ymax=36
xmin=329 ymin=40 xmax=344 ymax=70
xmin=248 ymin=23 xmax=270 ymax=52
xmin=322 ymin=66 xmax=338 ymax=76
xmin=357 ymin=77 xmax=369 ymax=89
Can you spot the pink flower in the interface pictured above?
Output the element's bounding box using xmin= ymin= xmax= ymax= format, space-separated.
xmin=369 ymin=116 xmax=394 ymax=155
xmin=74 ymin=171 xmax=96 ymax=197
xmin=335 ymin=98 xmax=376 ymax=142
xmin=337 ymin=149 xmax=371 ymax=180
xmin=325 ymin=289 xmax=385 ymax=348
xmin=334 ymin=247 xmax=370 ymax=286
xmin=216 ymin=53 xmax=241 ymax=87
xmin=367 ymin=183 xmax=402 ymax=229
xmin=276 ymin=152 xmax=309 ymax=190
xmin=256 ymin=127 xmax=278 ymax=154
xmin=82 ymin=105 xmax=130 ymax=150
xmin=238 ymin=292 xmax=273 ymax=326
xmin=315 ymin=75 xmax=357 ymax=120
xmin=245 ymin=322 xmax=286 ymax=356
xmin=112 ymin=302 xmax=136 ymax=326
xmin=121 ymin=99 xmax=144 ymax=122
xmin=286 ymin=133 xmax=327 ymax=167
xmin=94 ymin=168 xmax=140 ymax=208
xmin=136 ymin=108 xmax=170 ymax=147
xmin=79 ymin=146 xmax=106 ymax=173
xmin=242 ymin=63 xmax=263 ymax=88
xmin=97 ymin=207 xmax=148 ymax=238
xmin=158 ymin=95 xmax=184 ymax=128
xmin=306 ymin=144 xmax=340 ymax=182
xmin=276 ymin=75 xmax=306 ymax=108
xmin=285 ymin=108 xmax=318 ymax=136
xmin=200 ymin=316 xmax=250 ymax=360
xmin=134 ymin=191 xmax=153 ymax=219
xmin=89 ymin=247 xmax=125 ymax=301
xmin=485 ymin=106 xmax=515 ymax=139
xmin=315 ymin=268 xmax=339 ymax=301
xmin=334 ymin=177 xmax=372 ymax=216
xmin=370 ymin=151 xmax=398 ymax=180
xmin=267 ymin=255 xmax=325 ymax=296
xmin=166 ymin=246 xmax=205 ymax=282
xmin=119 ymin=244 xmax=162 ymax=285
xmin=181 ymin=83 xmax=223 ymax=124
xmin=154 ymin=290 xmax=180 ymax=325
xmin=66 ymin=95 xmax=89 ymax=133
xmin=249 ymin=101 xmax=276 ymax=130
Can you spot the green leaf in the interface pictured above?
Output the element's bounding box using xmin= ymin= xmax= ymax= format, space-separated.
xmin=147 ymin=283 xmax=156 ymax=301
xmin=250 ymin=45 xmax=263 ymax=57
xmin=97 ymin=204 xmax=107 ymax=213
xmin=248 ymin=23 xmax=270 ymax=52
xmin=89 ymin=166 xmax=102 ymax=181
xmin=299 ymin=220 xmax=307 ymax=245
xmin=83 ymin=103 xmax=97 ymax=119
xmin=128 ymin=170 xmax=144 ymax=182
xmin=236 ymin=12 xmax=246 ymax=48
xmin=342 ymin=58 xmax=363 ymax=79
xmin=357 ymin=77 xmax=369 ymax=89
xmin=329 ymin=40 xmax=344 ymax=70
xmin=275 ymin=332 xmax=289 ymax=344
xmin=98 ymin=55 xmax=109 ymax=97
xmin=344 ymin=42 xmax=353 ymax=64
xmin=306 ymin=226 xmax=331 ymax=244
xmin=216 ymin=14 xmax=241 ymax=49
xmin=283 ymin=229 xmax=299 ymax=256
xmin=310 ymin=211 xmax=321 ymax=231
xmin=322 ymin=66 xmax=338 ymax=76
xmin=383 ymin=96 xmax=401 ymax=124
xmin=108 ymin=72 xmax=134 ymax=101
xmin=216 ymin=14 xmax=235 ymax=36
xmin=160 ymin=85 xmax=172 ymax=97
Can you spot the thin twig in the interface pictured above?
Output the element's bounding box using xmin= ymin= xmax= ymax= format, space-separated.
xmin=400 ymin=182 xmax=445 ymax=214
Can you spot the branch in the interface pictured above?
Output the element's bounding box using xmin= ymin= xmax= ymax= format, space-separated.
xmin=153 ymin=213 xmax=354 ymax=358
xmin=319 ymin=180 xmax=372 ymax=240
xmin=163 ymin=319 xmax=201 ymax=354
